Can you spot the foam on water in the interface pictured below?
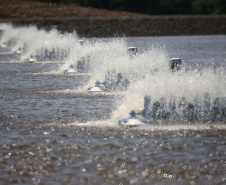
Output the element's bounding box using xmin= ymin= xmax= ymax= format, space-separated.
xmin=59 ymin=119 xmax=226 ymax=132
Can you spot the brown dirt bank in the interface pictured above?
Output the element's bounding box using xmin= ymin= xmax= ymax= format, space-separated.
xmin=1 ymin=16 xmax=226 ymax=37
xmin=0 ymin=0 xmax=226 ymax=37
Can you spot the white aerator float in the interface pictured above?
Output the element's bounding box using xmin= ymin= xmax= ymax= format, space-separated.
xmin=1 ymin=42 xmax=7 ymax=48
xmin=14 ymin=47 xmax=22 ymax=54
xmin=24 ymin=55 xmax=37 ymax=63
xmin=64 ymin=64 xmax=77 ymax=73
xmin=118 ymin=96 xmax=152 ymax=127
xmin=87 ymin=81 xmax=106 ymax=92
xmin=118 ymin=109 xmax=150 ymax=127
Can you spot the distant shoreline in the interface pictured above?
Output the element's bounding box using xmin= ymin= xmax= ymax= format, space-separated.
xmin=1 ymin=15 xmax=226 ymax=37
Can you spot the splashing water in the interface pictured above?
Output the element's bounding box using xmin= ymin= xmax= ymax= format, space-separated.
xmin=2 ymin=23 xmax=226 ymax=185
xmin=76 ymin=39 xmax=170 ymax=92
xmin=0 ymin=23 xmax=78 ymax=62
xmin=112 ymin=65 xmax=226 ymax=123
xmin=1 ymin=23 xmax=225 ymax=124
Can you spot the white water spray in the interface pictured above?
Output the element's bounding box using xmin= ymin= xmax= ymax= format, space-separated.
xmin=0 ymin=23 xmax=79 ymax=62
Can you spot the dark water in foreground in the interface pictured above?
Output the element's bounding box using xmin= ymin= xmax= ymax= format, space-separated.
xmin=1 ymin=125 xmax=226 ymax=185
xmin=0 ymin=35 xmax=226 ymax=185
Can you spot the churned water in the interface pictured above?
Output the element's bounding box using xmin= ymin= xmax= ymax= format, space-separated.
xmin=0 ymin=23 xmax=226 ymax=185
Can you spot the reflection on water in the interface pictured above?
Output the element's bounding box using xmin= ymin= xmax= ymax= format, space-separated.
xmin=0 ymin=23 xmax=226 ymax=184
xmin=1 ymin=125 xmax=226 ymax=185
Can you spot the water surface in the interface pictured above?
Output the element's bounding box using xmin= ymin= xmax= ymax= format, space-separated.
xmin=0 ymin=31 xmax=226 ymax=184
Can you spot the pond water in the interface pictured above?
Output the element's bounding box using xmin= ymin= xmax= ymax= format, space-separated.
xmin=0 ymin=23 xmax=226 ymax=184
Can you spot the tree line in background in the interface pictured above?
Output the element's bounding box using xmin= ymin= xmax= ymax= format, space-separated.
xmin=35 ymin=0 xmax=226 ymax=15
